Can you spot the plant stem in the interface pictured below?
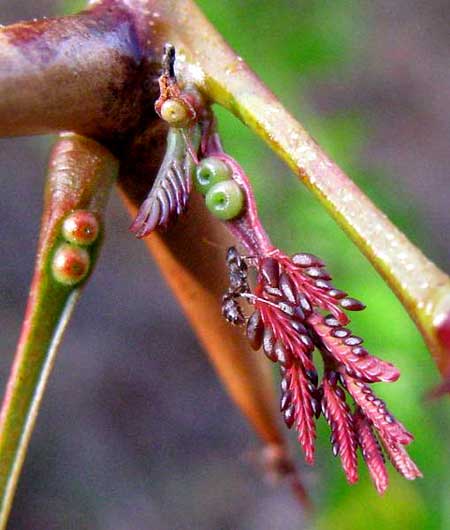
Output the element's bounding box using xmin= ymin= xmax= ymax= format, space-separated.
xmin=0 ymin=5 xmax=151 ymax=140
xmin=0 ymin=292 xmax=79 ymax=530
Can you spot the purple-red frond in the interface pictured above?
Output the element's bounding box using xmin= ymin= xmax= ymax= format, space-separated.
xmin=321 ymin=374 xmax=359 ymax=484
xmin=309 ymin=313 xmax=400 ymax=383
xmin=343 ymin=376 xmax=413 ymax=446
xmin=354 ymin=408 xmax=389 ymax=494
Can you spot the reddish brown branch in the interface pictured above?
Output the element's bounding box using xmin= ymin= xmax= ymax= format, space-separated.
xmin=0 ymin=2 xmax=158 ymax=141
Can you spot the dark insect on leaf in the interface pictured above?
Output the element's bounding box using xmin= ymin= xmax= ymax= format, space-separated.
xmin=221 ymin=294 xmax=245 ymax=325
xmin=225 ymin=246 xmax=250 ymax=294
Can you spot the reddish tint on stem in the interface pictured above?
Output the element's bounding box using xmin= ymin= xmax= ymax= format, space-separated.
xmin=429 ymin=310 xmax=450 ymax=397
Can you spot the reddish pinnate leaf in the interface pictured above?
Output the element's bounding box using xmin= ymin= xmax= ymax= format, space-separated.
xmin=343 ymin=375 xmax=413 ymax=446
xmin=177 ymin=103 xmax=423 ymax=495
xmin=321 ymin=374 xmax=358 ymax=483
xmin=309 ymin=313 xmax=400 ymax=383
xmin=208 ymin=156 xmax=420 ymax=491
xmin=354 ymin=408 xmax=389 ymax=494
xmin=130 ymin=127 xmax=200 ymax=237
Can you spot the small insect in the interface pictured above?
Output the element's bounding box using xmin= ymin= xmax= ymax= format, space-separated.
xmin=221 ymin=247 xmax=297 ymax=325
xmin=221 ymin=294 xmax=246 ymax=325
xmin=226 ymin=246 xmax=250 ymax=294
xmin=221 ymin=246 xmax=251 ymax=325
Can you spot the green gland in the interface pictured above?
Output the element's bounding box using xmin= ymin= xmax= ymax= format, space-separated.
xmin=194 ymin=157 xmax=232 ymax=195
xmin=205 ymin=180 xmax=245 ymax=221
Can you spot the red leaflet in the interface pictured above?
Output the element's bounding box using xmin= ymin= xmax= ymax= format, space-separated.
xmin=309 ymin=312 xmax=400 ymax=383
xmin=378 ymin=432 xmax=423 ymax=481
xmin=321 ymin=374 xmax=358 ymax=483
xmin=343 ymin=375 xmax=413 ymax=446
xmin=353 ymin=407 xmax=389 ymax=494
xmin=286 ymin=364 xmax=317 ymax=464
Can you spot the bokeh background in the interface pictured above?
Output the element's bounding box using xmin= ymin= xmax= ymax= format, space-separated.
xmin=0 ymin=1 xmax=449 ymax=529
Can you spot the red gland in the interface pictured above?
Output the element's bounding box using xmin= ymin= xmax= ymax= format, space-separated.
xmin=52 ymin=244 xmax=90 ymax=286
xmin=62 ymin=210 xmax=99 ymax=246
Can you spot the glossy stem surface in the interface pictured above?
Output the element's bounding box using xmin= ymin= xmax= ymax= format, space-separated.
xmin=0 ymin=3 xmax=154 ymax=142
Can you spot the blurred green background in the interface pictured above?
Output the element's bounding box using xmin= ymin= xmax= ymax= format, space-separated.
xmin=0 ymin=1 xmax=449 ymax=529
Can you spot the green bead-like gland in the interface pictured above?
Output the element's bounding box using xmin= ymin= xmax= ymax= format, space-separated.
xmin=205 ymin=180 xmax=245 ymax=221
xmin=62 ymin=210 xmax=99 ymax=246
xmin=52 ymin=244 xmax=90 ymax=286
xmin=194 ymin=157 xmax=232 ymax=195
xmin=160 ymin=99 xmax=191 ymax=128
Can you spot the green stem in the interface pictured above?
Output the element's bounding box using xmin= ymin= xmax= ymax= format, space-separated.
xmin=0 ymin=292 xmax=79 ymax=529
xmin=0 ymin=134 xmax=118 ymax=528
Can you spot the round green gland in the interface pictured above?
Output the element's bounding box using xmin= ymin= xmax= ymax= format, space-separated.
xmin=205 ymin=180 xmax=245 ymax=221
xmin=194 ymin=157 xmax=232 ymax=195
